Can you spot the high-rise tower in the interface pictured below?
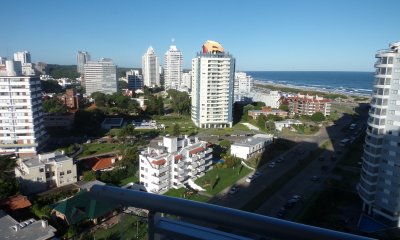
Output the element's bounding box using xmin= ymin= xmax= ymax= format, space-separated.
xmin=142 ymin=47 xmax=160 ymax=87
xmin=191 ymin=40 xmax=235 ymax=128
xmin=359 ymin=42 xmax=400 ymax=227
xmin=84 ymin=58 xmax=117 ymax=95
xmin=77 ymin=51 xmax=91 ymax=74
xmin=164 ymin=44 xmax=183 ymax=90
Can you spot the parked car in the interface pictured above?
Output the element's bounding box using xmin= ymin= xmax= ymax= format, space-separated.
xmin=228 ymin=186 xmax=239 ymax=194
xmin=311 ymin=175 xmax=320 ymax=182
xmin=268 ymin=163 xmax=276 ymax=168
xmin=276 ymin=157 xmax=284 ymax=163
xmin=246 ymin=175 xmax=255 ymax=183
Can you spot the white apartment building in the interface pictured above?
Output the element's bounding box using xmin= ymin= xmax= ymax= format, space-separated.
xmin=15 ymin=151 xmax=77 ymax=194
xmin=234 ymin=72 xmax=253 ymax=102
xmin=0 ymin=60 xmax=47 ymax=157
xmin=181 ymin=71 xmax=192 ymax=90
xmin=139 ymin=136 xmax=213 ymax=194
xmin=142 ymin=46 xmax=160 ymax=87
xmin=77 ymin=51 xmax=91 ymax=74
xmin=126 ymin=70 xmax=143 ymax=90
xmin=191 ymin=40 xmax=235 ymax=128
xmin=84 ymin=58 xmax=117 ymax=96
xmin=231 ymin=134 xmax=273 ymax=160
xmin=359 ymin=42 xmax=400 ymax=227
xmin=13 ymin=51 xmax=34 ymax=76
xmin=164 ymin=45 xmax=183 ymax=90
xmin=250 ymin=90 xmax=281 ymax=109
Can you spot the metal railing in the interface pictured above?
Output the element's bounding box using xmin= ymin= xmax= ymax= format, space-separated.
xmin=90 ymin=185 xmax=374 ymax=240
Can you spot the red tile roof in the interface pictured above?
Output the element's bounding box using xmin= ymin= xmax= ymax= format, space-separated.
xmin=92 ymin=157 xmax=115 ymax=171
xmin=0 ymin=195 xmax=32 ymax=210
xmin=174 ymin=155 xmax=183 ymax=161
xmin=189 ymin=147 xmax=205 ymax=155
xmin=151 ymin=159 xmax=166 ymax=165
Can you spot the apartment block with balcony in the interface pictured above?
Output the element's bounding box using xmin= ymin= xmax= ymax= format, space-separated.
xmin=139 ymin=136 xmax=212 ymax=194
xmin=191 ymin=40 xmax=235 ymax=128
xmin=15 ymin=151 xmax=77 ymax=194
xmin=0 ymin=60 xmax=47 ymax=157
xmin=287 ymin=93 xmax=331 ymax=116
xmin=359 ymin=42 xmax=400 ymax=227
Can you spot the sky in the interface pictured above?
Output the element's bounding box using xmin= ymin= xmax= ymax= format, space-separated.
xmin=1 ymin=0 xmax=399 ymax=71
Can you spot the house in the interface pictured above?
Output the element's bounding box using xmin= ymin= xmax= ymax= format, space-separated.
xmin=231 ymin=134 xmax=274 ymax=160
xmin=287 ymin=93 xmax=332 ymax=116
xmin=52 ymin=189 xmax=119 ymax=225
xmin=91 ymin=156 xmax=118 ymax=171
xmin=0 ymin=195 xmax=32 ymax=212
xmin=0 ymin=210 xmax=56 ymax=240
xmin=139 ymin=136 xmax=213 ymax=194
xmin=15 ymin=151 xmax=77 ymax=194
xmin=274 ymin=119 xmax=303 ymax=131
xmin=248 ymin=106 xmax=288 ymax=119
xmin=101 ymin=118 xmax=124 ymax=130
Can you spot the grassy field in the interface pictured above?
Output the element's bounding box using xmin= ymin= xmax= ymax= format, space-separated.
xmin=93 ymin=214 xmax=147 ymax=240
xmin=164 ymin=188 xmax=210 ymax=202
xmin=154 ymin=115 xmax=198 ymax=135
xmin=77 ymin=143 xmax=121 ymax=158
xmin=195 ymin=165 xmax=252 ymax=195
xmin=119 ymin=176 xmax=139 ymax=186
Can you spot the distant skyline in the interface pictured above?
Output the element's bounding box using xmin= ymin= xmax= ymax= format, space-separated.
xmin=1 ymin=0 xmax=399 ymax=71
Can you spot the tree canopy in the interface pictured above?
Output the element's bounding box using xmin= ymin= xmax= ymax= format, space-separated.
xmin=42 ymin=98 xmax=67 ymax=114
xmin=310 ymin=112 xmax=326 ymax=122
xmin=167 ymin=89 xmax=191 ymax=115
xmin=91 ymin=92 xmax=140 ymax=115
xmin=0 ymin=156 xmax=19 ymax=200
xmin=41 ymin=80 xmax=63 ymax=93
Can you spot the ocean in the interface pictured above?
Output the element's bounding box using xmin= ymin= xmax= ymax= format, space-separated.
xmin=245 ymin=71 xmax=375 ymax=96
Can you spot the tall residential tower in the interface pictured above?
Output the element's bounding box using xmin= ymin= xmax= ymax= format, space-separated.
xmin=84 ymin=58 xmax=117 ymax=95
xmin=359 ymin=42 xmax=400 ymax=227
xmin=0 ymin=59 xmax=47 ymax=157
xmin=164 ymin=44 xmax=183 ymax=90
xmin=142 ymin=47 xmax=160 ymax=87
xmin=191 ymin=40 xmax=235 ymax=128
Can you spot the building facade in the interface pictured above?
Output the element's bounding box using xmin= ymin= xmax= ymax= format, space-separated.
xmin=61 ymin=88 xmax=83 ymax=110
xmin=164 ymin=44 xmax=183 ymax=90
xmin=231 ymin=134 xmax=273 ymax=160
xmin=0 ymin=60 xmax=47 ymax=157
xmin=250 ymin=91 xmax=281 ymax=109
xmin=191 ymin=40 xmax=235 ymax=128
xmin=359 ymin=42 xmax=400 ymax=227
xmin=84 ymin=58 xmax=117 ymax=96
xmin=248 ymin=107 xmax=289 ymax=119
xmin=234 ymin=72 xmax=253 ymax=102
xmin=126 ymin=70 xmax=143 ymax=90
xmin=181 ymin=71 xmax=192 ymax=90
xmin=139 ymin=136 xmax=213 ymax=194
xmin=287 ymin=93 xmax=331 ymax=116
xmin=77 ymin=51 xmax=90 ymax=74
xmin=142 ymin=46 xmax=160 ymax=87
xmin=15 ymin=151 xmax=77 ymax=194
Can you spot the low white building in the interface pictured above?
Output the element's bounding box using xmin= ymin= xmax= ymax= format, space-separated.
xmin=250 ymin=90 xmax=281 ymax=109
xmin=274 ymin=119 xmax=303 ymax=131
xmin=231 ymin=134 xmax=273 ymax=160
xmin=15 ymin=151 xmax=77 ymax=194
xmin=139 ymin=136 xmax=213 ymax=194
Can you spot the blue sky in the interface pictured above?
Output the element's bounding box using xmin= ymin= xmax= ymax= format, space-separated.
xmin=1 ymin=0 xmax=399 ymax=71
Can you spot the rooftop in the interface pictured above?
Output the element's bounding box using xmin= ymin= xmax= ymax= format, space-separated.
xmin=21 ymin=151 xmax=71 ymax=168
xmin=0 ymin=210 xmax=56 ymax=240
xmin=102 ymin=118 xmax=124 ymax=125
xmin=233 ymin=134 xmax=273 ymax=148
xmin=0 ymin=195 xmax=32 ymax=211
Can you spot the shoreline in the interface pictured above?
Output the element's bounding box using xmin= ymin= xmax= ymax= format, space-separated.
xmin=253 ymin=79 xmax=372 ymax=98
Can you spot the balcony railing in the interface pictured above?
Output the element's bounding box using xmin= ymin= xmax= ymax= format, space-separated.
xmin=90 ymin=185 xmax=374 ymax=240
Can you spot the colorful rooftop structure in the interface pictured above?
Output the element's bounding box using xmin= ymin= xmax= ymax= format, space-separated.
xmin=202 ymin=40 xmax=224 ymax=53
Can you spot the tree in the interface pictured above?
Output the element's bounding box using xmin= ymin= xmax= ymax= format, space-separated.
xmin=91 ymin=92 xmax=107 ymax=107
xmin=219 ymin=140 xmax=231 ymax=149
xmin=118 ymin=80 xmax=128 ymax=90
xmin=242 ymin=104 xmax=255 ymax=121
xmin=167 ymin=89 xmax=191 ymax=115
xmin=41 ymin=80 xmax=63 ymax=93
xmin=279 ymin=104 xmax=289 ymax=112
xmin=310 ymin=112 xmax=326 ymax=122
xmin=0 ymin=156 xmax=19 ymax=200
xmin=42 ymin=98 xmax=67 ymax=113
xmin=82 ymin=171 xmax=96 ymax=181
xmin=172 ymin=124 xmax=181 ymax=136
xmin=257 ymin=114 xmax=268 ymax=130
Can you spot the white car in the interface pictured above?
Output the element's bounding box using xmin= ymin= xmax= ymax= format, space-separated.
xmin=246 ymin=172 xmax=261 ymax=183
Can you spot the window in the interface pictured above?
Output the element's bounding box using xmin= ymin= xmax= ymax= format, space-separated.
xmin=67 ymin=170 xmax=71 ymax=174
xmin=389 ymin=110 xmax=395 ymax=115
xmin=36 ymin=177 xmax=43 ymax=181
xmin=393 ymin=79 xmax=400 ymax=84
xmin=39 ymin=167 xmax=44 ymax=172
xmin=60 ymin=171 xmax=65 ymax=176
xmin=392 ymin=90 xmax=398 ymax=95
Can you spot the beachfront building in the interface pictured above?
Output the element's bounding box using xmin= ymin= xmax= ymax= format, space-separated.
xmin=234 ymin=72 xmax=253 ymax=102
xmin=139 ymin=136 xmax=213 ymax=194
xmin=15 ymin=151 xmax=77 ymax=194
xmin=164 ymin=44 xmax=183 ymax=90
xmin=250 ymin=90 xmax=281 ymax=108
xmin=181 ymin=71 xmax=192 ymax=91
xmin=248 ymin=106 xmax=289 ymax=119
xmin=191 ymin=40 xmax=235 ymax=128
xmin=287 ymin=93 xmax=331 ymax=116
xmin=84 ymin=58 xmax=117 ymax=95
xmin=14 ymin=51 xmax=35 ymax=76
xmin=142 ymin=46 xmax=160 ymax=87
xmin=0 ymin=60 xmax=47 ymax=157
xmin=231 ymin=134 xmax=273 ymax=160
xmin=77 ymin=51 xmax=90 ymax=74
xmin=358 ymin=42 xmax=400 ymax=227
xmin=126 ymin=70 xmax=143 ymax=90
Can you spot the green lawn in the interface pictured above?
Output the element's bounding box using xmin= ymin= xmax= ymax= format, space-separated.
xmin=195 ymin=165 xmax=252 ymax=195
xmin=93 ymin=214 xmax=147 ymax=240
xmin=164 ymin=188 xmax=210 ymax=202
xmin=119 ymin=175 xmax=139 ymax=186
xmin=154 ymin=115 xmax=198 ymax=135
xmin=77 ymin=143 xmax=121 ymax=158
